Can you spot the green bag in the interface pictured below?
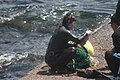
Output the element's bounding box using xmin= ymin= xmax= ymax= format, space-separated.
xmin=67 ymin=47 xmax=91 ymax=69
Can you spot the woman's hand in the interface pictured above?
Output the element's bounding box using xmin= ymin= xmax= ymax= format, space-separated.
xmin=86 ymin=30 xmax=92 ymax=36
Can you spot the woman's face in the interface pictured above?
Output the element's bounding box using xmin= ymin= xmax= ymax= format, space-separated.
xmin=67 ymin=21 xmax=76 ymax=30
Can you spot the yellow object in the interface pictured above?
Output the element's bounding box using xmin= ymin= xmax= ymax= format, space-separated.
xmin=84 ymin=40 xmax=94 ymax=57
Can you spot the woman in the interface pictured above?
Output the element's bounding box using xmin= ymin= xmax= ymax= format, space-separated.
xmin=45 ymin=13 xmax=90 ymax=73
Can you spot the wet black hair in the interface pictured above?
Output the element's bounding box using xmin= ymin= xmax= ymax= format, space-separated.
xmin=62 ymin=12 xmax=76 ymax=29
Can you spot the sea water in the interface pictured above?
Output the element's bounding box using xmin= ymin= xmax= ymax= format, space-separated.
xmin=0 ymin=0 xmax=118 ymax=79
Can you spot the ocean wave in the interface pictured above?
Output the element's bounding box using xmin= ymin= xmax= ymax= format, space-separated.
xmin=0 ymin=53 xmax=44 ymax=80
xmin=0 ymin=4 xmax=36 ymax=23
xmin=0 ymin=0 xmax=115 ymax=33
xmin=0 ymin=53 xmax=28 ymax=68
xmin=0 ymin=0 xmax=44 ymax=4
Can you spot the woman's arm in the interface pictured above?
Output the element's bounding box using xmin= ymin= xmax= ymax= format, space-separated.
xmin=66 ymin=30 xmax=91 ymax=47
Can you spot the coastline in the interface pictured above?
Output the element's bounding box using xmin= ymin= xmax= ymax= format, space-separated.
xmin=20 ymin=22 xmax=113 ymax=80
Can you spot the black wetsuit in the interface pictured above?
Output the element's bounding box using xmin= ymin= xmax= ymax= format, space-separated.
xmin=112 ymin=28 xmax=120 ymax=52
xmin=45 ymin=26 xmax=85 ymax=68
xmin=105 ymin=28 xmax=120 ymax=77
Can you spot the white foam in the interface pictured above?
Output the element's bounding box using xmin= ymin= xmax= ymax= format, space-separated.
xmin=0 ymin=52 xmax=28 ymax=68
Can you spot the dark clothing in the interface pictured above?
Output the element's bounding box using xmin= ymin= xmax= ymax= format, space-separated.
xmin=45 ymin=26 xmax=86 ymax=68
xmin=45 ymin=48 xmax=77 ymax=68
xmin=47 ymin=26 xmax=82 ymax=53
xmin=105 ymin=26 xmax=120 ymax=77
xmin=105 ymin=51 xmax=120 ymax=77
xmin=112 ymin=28 xmax=120 ymax=52
xmin=115 ymin=0 xmax=120 ymax=20
xmin=105 ymin=0 xmax=120 ymax=77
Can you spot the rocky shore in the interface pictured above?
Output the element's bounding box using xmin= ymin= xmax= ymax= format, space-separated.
xmin=20 ymin=22 xmax=114 ymax=80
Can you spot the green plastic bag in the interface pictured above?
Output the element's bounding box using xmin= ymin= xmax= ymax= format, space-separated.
xmin=67 ymin=47 xmax=91 ymax=69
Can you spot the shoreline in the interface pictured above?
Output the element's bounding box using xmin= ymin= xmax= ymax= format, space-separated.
xmin=89 ymin=21 xmax=113 ymax=69
xmin=20 ymin=22 xmax=113 ymax=80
